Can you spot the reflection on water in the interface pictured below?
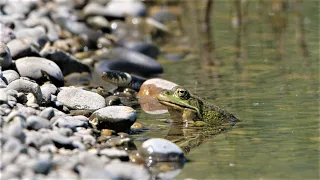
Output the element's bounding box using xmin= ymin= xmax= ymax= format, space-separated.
xmin=135 ymin=0 xmax=319 ymax=179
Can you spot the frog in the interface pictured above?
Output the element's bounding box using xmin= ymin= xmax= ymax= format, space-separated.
xmin=157 ymin=86 xmax=240 ymax=129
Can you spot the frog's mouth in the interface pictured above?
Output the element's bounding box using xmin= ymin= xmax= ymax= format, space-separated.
xmin=158 ymin=100 xmax=197 ymax=112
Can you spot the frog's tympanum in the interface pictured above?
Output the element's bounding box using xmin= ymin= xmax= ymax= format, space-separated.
xmin=157 ymin=86 xmax=239 ymax=129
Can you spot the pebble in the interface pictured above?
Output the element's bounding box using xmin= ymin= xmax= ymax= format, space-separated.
xmin=0 ymin=42 xmax=12 ymax=69
xmin=26 ymin=115 xmax=51 ymax=130
xmin=2 ymin=70 xmax=20 ymax=85
xmin=57 ymin=87 xmax=106 ymax=111
xmin=40 ymin=46 xmax=91 ymax=76
xmin=3 ymin=117 xmax=26 ymax=143
xmin=89 ymin=106 xmax=136 ymax=132
xmin=15 ymin=57 xmax=64 ymax=86
xmin=40 ymin=83 xmax=57 ymax=104
xmin=141 ymin=138 xmax=185 ymax=162
xmin=47 ymin=131 xmax=74 ymax=149
xmin=7 ymin=78 xmax=43 ymax=105
xmin=79 ymin=166 xmax=114 ymax=180
xmin=105 ymin=95 xmax=121 ymax=106
xmin=39 ymin=107 xmax=55 ymax=120
xmin=99 ymin=148 xmax=128 ymax=158
xmin=6 ymin=38 xmax=40 ymax=59
xmin=118 ymin=40 xmax=160 ymax=59
xmin=0 ymin=88 xmax=8 ymax=103
xmin=104 ymin=0 xmax=147 ymax=18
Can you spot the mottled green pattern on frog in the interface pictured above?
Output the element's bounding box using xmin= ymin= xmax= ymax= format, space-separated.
xmin=157 ymin=86 xmax=239 ymax=132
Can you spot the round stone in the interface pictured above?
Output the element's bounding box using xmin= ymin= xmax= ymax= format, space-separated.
xmin=137 ymin=78 xmax=178 ymax=114
xmin=141 ymin=138 xmax=184 ymax=162
xmin=7 ymin=78 xmax=42 ymax=104
xmin=89 ymin=106 xmax=136 ymax=132
xmin=2 ymin=70 xmax=20 ymax=85
xmin=0 ymin=42 xmax=12 ymax=69
xmin=105 ymin=0 xmax=146 ymax=18
xmin=57 ymin=87 xmax=106 ymax=111
xmin=26 ymin=115 xmax=51 ymax=130
xmin=15 ymin=57 xmax=64 ymax=86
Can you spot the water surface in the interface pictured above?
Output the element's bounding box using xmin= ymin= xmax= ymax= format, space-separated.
xmin=136 ymin=1 xmax=319 ymax=179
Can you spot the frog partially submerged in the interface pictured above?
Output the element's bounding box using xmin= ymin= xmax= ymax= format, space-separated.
xmin=157 ymin=86 xmax=239 ymax=128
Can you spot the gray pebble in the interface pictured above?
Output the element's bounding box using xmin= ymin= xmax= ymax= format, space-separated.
xmin=26 ymin=93 xmax=39 ymax=108
xmin=46 ymin=169 xmax=79 ymax=179
xmin=39 ymin=107 xmax=55 ymax=120
xmin=40 ymin=83 xmax=57 ymax=104
xmin=6 ymin=38 xmax=40 ymax=59
xmin=2 ymin=164 xmax=21 ymax=179
xmin=0 ymin=42 xmax=12 ymax=69
xmin=26 ymin=115 xmax=51 ymax=130
xmin=52 ymin=116 xmax=89 ymax=130
xmin=99 ymin=148 xmax=128 ymax=158
xmin=39 ymin=144 xmax=58 ymax=153
xmin=48 ymin=131 xmax=73 ymax=149
xmin=25 ymin=131 xmax=53 ymax=149
xmin=0 ymin=88 xmax=8 ymax=103
xmin=32 ymin=159 xmax=52 ymax=174
xmin=2 ymin=70 xmax=20 ymax=85
xmin=89 ymin=106 xmax=136 ymax=132
xmin=7 ymin=78 xmax=43 ymax=105
xmin=57 ymin=87 xmax=106 ymax=110
xmin=105 ymin=95 xmax=121 ymax=106
xmin=15 ymin=57 xmax=64 ymax=86
xmin=0 ymin=78 xmax=7 ymax=88
xmin=3 ymin=117 xmax=26 ymax=143
xmin=104 ymin=0 xmax=146 ymax=18
xmin=105 ymin=161 xmax=150 ymax=180
xmin=79 ymin=166 xmax=114 ymax=180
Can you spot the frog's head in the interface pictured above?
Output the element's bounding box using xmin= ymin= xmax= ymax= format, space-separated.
xmin=157 ymin=86 xmax=202 ymax=117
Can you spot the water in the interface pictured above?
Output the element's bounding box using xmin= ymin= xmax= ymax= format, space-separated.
xmin=135 ymin=1 xmax=319 ymax=179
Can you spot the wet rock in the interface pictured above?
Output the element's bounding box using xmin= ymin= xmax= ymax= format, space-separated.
xmin=105 ymin=95 xmax=121 ymax=106
xmin=2 ymin=70 xmax=20 ymax=84
xmin=57 ymin=87 xmax=106 ymax=111
xmin=6 ymin=39 xmax=40 ymax=59
xmin=26 ymin=115 xmax=51 ymax=130
xmin=105 ymin=161 xmax=150 ymax=180
xmin=106 ymin=47 xmax=163 ymax=77
xmin=138 ymin=78 xmax=178 ymax=114
xmin=0 ymin=42 xmax=12 ymax=69
xmin=15 ymin=57 xmax=64 ymax=86
xmin=40 ymin=83 xmax=57 ymax=104
xmin=89 ymin=106 xmax=136 ymax=132
xmin=141 ymin=138 xmax=184 ymax=162
xmin=138 ymin=78 xmax=178 ymax=98
xmin=117 ymin=40 xmax=160 ymax=59
xmin=40 ymin=46 xmax=91 ymax=76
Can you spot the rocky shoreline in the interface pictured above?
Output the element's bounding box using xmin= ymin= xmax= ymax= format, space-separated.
xmin=0 ymin=0 xmax=187 ymax=179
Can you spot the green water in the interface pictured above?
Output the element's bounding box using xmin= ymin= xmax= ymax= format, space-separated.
xmin=136 ymin=1 xmax=319 ymax=179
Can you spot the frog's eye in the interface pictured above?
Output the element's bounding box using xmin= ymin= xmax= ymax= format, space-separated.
xmin=176 ymin=88 xmax=190 ymax=100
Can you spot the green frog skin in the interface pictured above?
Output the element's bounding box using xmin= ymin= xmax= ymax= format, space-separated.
xmin=157 ymin=86 xmax=239 ymax=127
